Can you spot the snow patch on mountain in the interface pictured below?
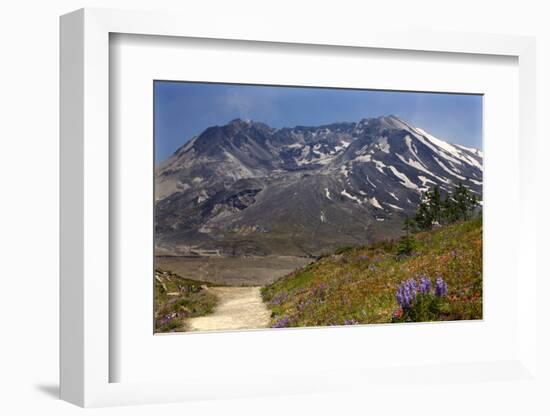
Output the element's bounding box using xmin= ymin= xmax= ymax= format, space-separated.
xmin=413 ymin=128 xmax=464 ymax=166
xmin=404 ymin=135 xmax=421 ymax=160
xmin=197 ymin=192 xmax=209 ymax=204
xmin=355 ymin=154 xmax=372 ymax=163
xmin=396 ymin=153 xmax=434 ymax=177
xmin=433 ymin=157 xmax=466 ymax=180
xmin=388 ymin=166 xmax=418 ymax=190
xmin=388 ymin=191 xmax=399 ymax=201
xmin=366 ymin=176 xmax=377 ymax=188
xmin=415 ymin=127 xmax=483 ymax=171
xmin=418 ymin=175 xmax=437 ymax=187
xmin=457 ymin=143 xmax=483 ymax=157
xmin=369 ymin=197 xmax=383 ymax=209
xmin=340 ymin=165 xmax=350 ymax=178
xmin=341 ymin=189 xmax=362 ymax=203
xmin=372 ymin=159 xmax=387 ymax=174
xmin=378 ymin=137 xmax=390 ymax=153
xmin=286 ymin=143 xmax=302 ymax=149
xmin=386 ymin=203 xmax=404 ymax=211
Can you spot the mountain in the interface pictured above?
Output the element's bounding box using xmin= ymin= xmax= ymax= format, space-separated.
xmin=155 ymin=115 xmax=483 ymax=257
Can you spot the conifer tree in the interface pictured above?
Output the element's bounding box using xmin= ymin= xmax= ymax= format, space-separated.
xmin=412 ymin=183 xmax=479 ymax=230
xmin=452 ymin=182 xmax=477 ymax=220
xmin=397 ymin=217 xmax=417 ymax=256
xmin=414 ymin=195 xmax=433 ymax=230
xmin=427 ymin=186 xmax=443 ymax=225
xmin=442 ymin=192 xmax=459 ymax=223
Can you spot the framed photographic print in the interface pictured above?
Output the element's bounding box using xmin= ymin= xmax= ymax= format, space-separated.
xmin=60 ymin=7 xmax=539 ymax=408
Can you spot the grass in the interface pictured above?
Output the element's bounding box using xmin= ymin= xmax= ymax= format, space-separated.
xmin=261 ymin=217 xmax=482 ymax=327
xmin=154 ymin=269 xmax=218 ymax=333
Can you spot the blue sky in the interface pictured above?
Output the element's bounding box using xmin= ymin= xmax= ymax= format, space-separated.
xmin=154 ymin=81 xmax=483 ymax=163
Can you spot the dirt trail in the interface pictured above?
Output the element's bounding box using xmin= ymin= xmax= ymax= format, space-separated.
xmin=187 ymin=286 xmax=271 ymax=332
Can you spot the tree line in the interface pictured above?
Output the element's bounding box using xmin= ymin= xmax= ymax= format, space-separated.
xmin=397 ymin=183 xmax=480 ymax=256
xmin=414 ymin=182 xmax=480 ymax=230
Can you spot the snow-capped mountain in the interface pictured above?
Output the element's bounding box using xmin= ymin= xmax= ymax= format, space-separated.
xmin=155 ymin=115 xmax=482 ymax=256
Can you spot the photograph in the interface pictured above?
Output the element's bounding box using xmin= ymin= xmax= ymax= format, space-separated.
xmin=153 ymin=82 xmax=483 ymax=333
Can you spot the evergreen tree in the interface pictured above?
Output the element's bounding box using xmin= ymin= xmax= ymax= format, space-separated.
xmin=468 ymin=190 xmax=480 ymax=216
xmin=442 ymin=192 xmax=459 ymax=223
xmin=413 ymin=183 xmax=479 ymax=230
xmin=414 ymin=196 xmax=433 ymax=230
xmin=452 ymin=182 xmax=478 ymax=221
xmin=397 ymin=217 xmax=417 ymax=256
xmin=427 ymin=186 xmax=443 ymax=225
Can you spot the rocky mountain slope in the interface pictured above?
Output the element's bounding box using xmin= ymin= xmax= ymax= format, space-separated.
xmin=155 ymin=115 xmax=482 ymax=256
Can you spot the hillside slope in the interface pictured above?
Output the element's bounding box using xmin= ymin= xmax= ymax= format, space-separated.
xmin=261 ymin=218 xmax=482 ymax=327
xmin=154 ymin=269 xmax=218 ymax=332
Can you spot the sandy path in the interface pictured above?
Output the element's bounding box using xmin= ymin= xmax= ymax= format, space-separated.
xmin=187 ymin=286 xmax=271 ymax=332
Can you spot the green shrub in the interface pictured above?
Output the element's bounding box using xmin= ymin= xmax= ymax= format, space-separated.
xmin=397 ymin=234 xmax=416 ymax=256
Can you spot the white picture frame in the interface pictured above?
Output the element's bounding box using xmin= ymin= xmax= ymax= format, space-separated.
xmin=60 ymin=7 xmax=538 ymax=408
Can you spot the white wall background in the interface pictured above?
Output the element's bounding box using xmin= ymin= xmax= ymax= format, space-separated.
xmin=0 ymin=1 xmax=548 ymax=415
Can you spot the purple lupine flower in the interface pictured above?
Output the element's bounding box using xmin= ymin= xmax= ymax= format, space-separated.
xmin=435 ymin=276 xmax=448 ymax=297
xmin=159 ymin=312 xmax=177 ymax=326
xmin=396 ymin=286 xmax=409 ymax=309
xmin=396 ymin=278 xmax=417 ymax=309
xmin=311 ymin=283 xmax=328 ymax=300
xmin=269 ymin=291 xmax=288 ymax=306
xmin=418 ymin=275 xmax=432 ymax=294
xmin=272 ymin=315 xmax=291 ymax=328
